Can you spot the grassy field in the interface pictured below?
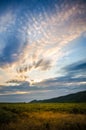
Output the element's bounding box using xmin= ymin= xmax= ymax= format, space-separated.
xmin=0 ymin=103 xmax=86 ymax=130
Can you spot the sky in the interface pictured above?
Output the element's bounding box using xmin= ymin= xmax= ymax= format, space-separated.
xmin=0 ymin=0 xmax=86 ymax=102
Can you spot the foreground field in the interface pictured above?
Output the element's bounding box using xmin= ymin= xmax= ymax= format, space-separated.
xmin=0 ymin=103 xmax=86 ymax=130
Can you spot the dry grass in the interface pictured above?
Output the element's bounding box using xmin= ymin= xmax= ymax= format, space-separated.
xmin=0 ymin=103 xmax=86 ymax=130
xmin=0 ymin=112 xmax=86 ymax=130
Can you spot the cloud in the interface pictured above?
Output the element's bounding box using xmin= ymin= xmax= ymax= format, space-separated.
xmin=34 ymin=60 xmax=86 ymax=89
xmin=63 ymin=60 xmax=86 ymax=78
xmin=0 ymin=0 xmax=86 ymax=85
xmin=6 ymin=79 xmax=29 ymax=85
xmin=65 ymin=61 xmax=86 ymax=71
xmin=0 ymin=11 xmax=15 ymax=33
xmin=31 ymin=58 xmax=51 ymax=70
xmin=0 ymin=11 xmax=16 ymax=57
xmin=17 ymin=0 xmax=86 ymax=68
xmin=0 ymin=60 xmax=86 ymax=101
xmin=0 ymin=75 xmax=86 ymax=102
xmin=0 ymin=80 xmax=53 ymax=97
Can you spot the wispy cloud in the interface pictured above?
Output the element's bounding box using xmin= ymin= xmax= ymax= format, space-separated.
xmin=0 ymin=11 xmax=15 ymax=33
xmin=14 ymin=1 xmax=86 ymax=82
xmin=0 ymin=0 xmax=86 ymax=86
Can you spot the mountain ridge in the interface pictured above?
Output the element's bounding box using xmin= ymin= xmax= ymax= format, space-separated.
xmin=30 ymin=90 xmax=86 ymax=103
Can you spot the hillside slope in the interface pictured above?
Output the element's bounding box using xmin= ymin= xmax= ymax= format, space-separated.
xmin=31 ymin=91 xmax=86 ymax=103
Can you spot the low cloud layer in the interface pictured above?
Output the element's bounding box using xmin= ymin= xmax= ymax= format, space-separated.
xmin=0 ymin=60 xmax=86 ymax=102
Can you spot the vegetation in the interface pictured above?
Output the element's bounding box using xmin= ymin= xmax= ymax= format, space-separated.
xmin=0 ymin=103 xmax=86 ymax=130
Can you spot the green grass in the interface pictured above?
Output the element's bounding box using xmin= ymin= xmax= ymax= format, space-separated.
xmin=0 ymin=103 xmax=86 ymax=130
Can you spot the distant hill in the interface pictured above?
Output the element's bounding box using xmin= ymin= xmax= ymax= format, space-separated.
xmin=30 ymin=91 xmax=86 ymax=103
